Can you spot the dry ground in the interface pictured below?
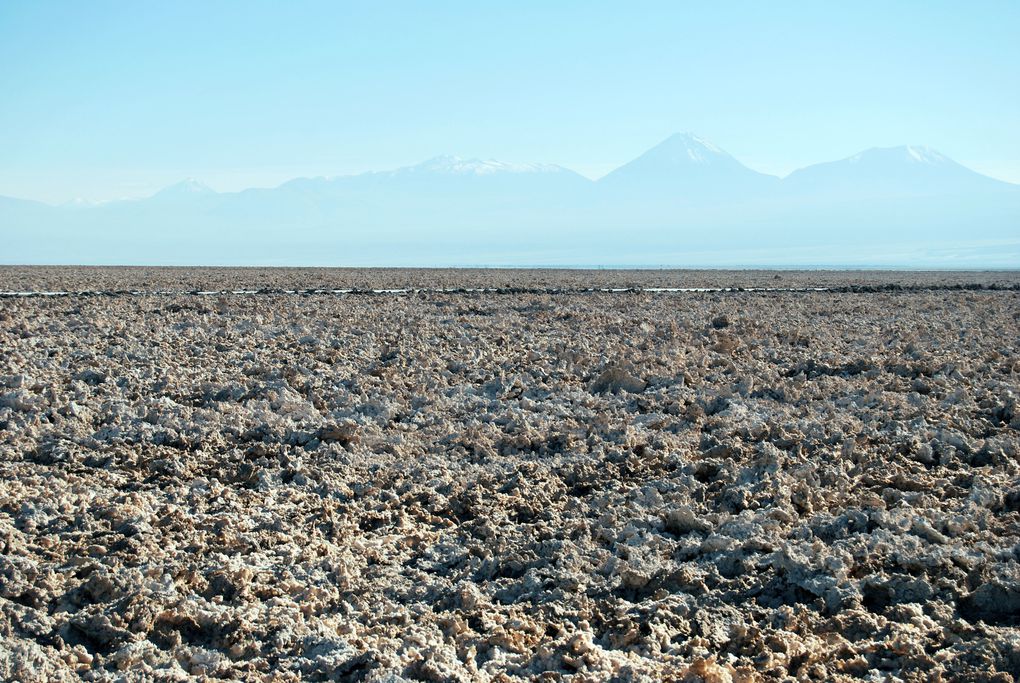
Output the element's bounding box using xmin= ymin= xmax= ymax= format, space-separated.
xmin=1 ymin=269 xmax=1018 ymax=681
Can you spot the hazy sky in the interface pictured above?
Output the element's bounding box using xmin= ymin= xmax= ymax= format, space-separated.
xmin=2 ymin=1 xmax=1018 ymax=203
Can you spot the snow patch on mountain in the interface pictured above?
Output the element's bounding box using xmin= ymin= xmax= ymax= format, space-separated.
xmin=847 ymin=145 xmax=950 ymax=165
xmin=905 ymin=146 xmax=948 ymax=164
xmin=151 ymin=179 xmax=216 ymax=199
xmin=397 ymin=155 xmax=571 ymax=176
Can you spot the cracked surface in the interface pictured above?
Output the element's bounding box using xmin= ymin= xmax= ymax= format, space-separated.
xmin=1 ymin=272 xmax=1018 ymax=681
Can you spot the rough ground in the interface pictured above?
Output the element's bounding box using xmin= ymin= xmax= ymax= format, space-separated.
xmin=0 ymin=269 xmax=1018 ymax=681
xmin=3 ymin=265 xmax=1020 ymax=293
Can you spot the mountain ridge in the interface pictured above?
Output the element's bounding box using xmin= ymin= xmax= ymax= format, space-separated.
xmin=784 ymin=144 xmax=1014 ymax=198
xmin=6 ymin=135 xmax=1014 ymax=206
xmin=1 ymin=133 xmax=1017 ymax=267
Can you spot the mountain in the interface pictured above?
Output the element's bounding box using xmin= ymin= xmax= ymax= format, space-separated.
xmin=0 ymin=194 xmax=51 ymax=212
xmin=148 ymin=179 xmax=217 ymax=201
xmin=0 ymin=194 xmax=56 ymax=228
xmin=784 ymin=145 xmax=1015 ymax=198
xmin=389 ymin=155 xmax=577 ymax=177
xmin=598 ymin=132 xmax=779 ymax=199
xmin=227 ymin=156 xmax=597 ymax=249
xmin=0 ymin=135 xmax=1017 ymax=267
xmin=266 ymin=156 xmax=591 ymax=200
xmin=1 ymin=195 xmax=77 ymax=264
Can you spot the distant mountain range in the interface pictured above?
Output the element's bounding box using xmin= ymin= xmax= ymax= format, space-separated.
xmin=2 ymin=134 xmax=1018 ymax=267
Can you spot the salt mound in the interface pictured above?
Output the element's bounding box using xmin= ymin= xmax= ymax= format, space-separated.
xmin=590 ymin=365 xmax=647 ymax=394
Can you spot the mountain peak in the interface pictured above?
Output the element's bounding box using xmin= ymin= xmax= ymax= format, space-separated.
xmin=599 ymin=132 xmax=776 ymax=190
xmin=784 ymin=144 xmax=1014 ymax=194
xmin=623 ymin=132 xmax=734 ymax=167
xmin=655 ymin=132 xmax=727 ymax=161
xmin=848 ymin=145 xmax=951 ymax=166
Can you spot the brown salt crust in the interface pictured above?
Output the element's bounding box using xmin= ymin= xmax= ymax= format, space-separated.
xmin=1 ymin=265 xmax=1019 ymax=294
xmin=0 ymin=277 xmax=1018 ymax=681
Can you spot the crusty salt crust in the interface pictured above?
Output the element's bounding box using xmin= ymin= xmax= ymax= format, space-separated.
xmin=1 ymin=269 xmax=1018 ymax=681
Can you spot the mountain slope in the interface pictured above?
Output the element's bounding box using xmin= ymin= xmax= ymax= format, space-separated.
xmin=783 ymin=145 xmax=1014 ymax=198
xmin=0 ymin=138 xmax=1017 ymax=266
xmin=599 ymin=133 xmax=779 ymax=198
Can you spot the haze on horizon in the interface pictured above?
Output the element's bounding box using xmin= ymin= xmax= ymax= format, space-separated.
xmin=1 ymin=1 xmax=1019 ymax=204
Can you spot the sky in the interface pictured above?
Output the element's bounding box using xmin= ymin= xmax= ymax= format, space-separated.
xmin=1 ymin=1 xmax=1018 ymax=204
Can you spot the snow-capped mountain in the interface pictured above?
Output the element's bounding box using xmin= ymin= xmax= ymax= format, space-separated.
xmin=272 ymin=155 xmax=592 ymax=199
xmin=374 ymin=155 xmax=592 ymax=193
xmin=784 ymin=145 xmax=1014 ymax=198
xmin=604 ymin=132 xmax=749 ymax=173
xmin=1 ymin=135 xmax=1016 ymax=266
xmin=598 ymin=132 xmax=779 ymax=198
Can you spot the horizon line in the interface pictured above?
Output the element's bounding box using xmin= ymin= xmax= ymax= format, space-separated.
xmin=5 ymin=135 xmax=1019 ymax=206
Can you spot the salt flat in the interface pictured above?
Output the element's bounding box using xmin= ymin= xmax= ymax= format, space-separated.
xmin=0 ymin=269 xmax=1018 ymax=681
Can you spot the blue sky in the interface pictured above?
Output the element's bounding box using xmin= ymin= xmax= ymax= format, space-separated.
xmin=1 ymin=1 xmax=1018 ymax=203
